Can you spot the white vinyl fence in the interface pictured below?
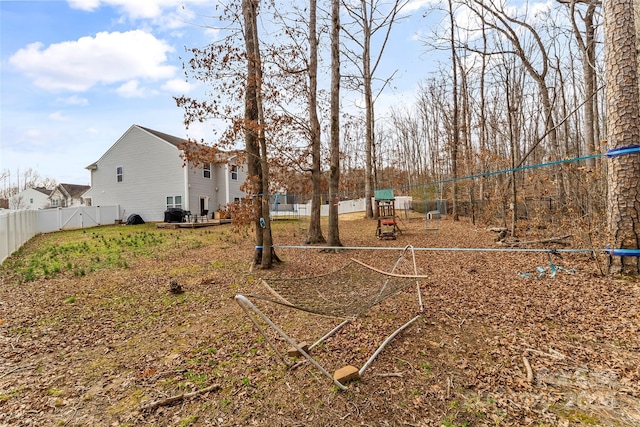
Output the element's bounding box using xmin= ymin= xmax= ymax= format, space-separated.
xmin=271 ymin=196 xmax=412 ymax=218
xmin=37 ymin=205 xmax=121 ymax=233
xmin=0 ymin=205 xmax=121 ymax=264
xmin=0 ymin=209 xmax=38 ymax=264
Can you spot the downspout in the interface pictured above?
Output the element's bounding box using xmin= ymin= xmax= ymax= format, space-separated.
xmin=225 ymin=155 xmax=238 ymax=205
xmin=184 ymin=158 xmax=190 ymax=211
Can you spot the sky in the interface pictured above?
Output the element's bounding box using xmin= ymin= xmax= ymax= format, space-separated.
xmin=0 ymin=0 xmax=438 ymax=187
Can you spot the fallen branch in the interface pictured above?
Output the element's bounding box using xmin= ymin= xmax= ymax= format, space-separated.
xmin=0 ymin=365 xmax=37 ymax=380
xmin=526 ymin=348 xmax=565 ymax=360
xmin=499 ymin=234 xmax=572 ymax=247
xmin=377 ymin=372 xmax=404 ymax=378
xmin=548 ymin=348 xmax=568 ymax=360
xmin=139 ymin=384 xmax=221 ymax=411
xmin=523 ymin=356 xmax=534 ymax=383
xmin=487 ymin=227 xmax=508 ymax=233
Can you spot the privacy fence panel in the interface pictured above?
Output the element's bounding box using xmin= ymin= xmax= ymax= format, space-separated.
xmin=1 ymin=205 xmax=120 ymax=264
xmin=0 ymin=210 xmax=38 ymax=264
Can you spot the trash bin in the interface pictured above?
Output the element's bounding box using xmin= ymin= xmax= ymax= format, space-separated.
xmin=164 ymin=208 xmax=185 ymax=223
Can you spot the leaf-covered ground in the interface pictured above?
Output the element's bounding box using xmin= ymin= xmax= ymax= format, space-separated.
xmin=1 ymin=215 xmax=639 ymax=426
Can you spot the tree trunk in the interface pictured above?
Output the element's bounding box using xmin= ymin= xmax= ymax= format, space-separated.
xmin=243 ymin=0 xmax=279 ymax=268
xmin=582 ymin=2 xmax=598 ymax=169
xmin=604 ymin=0 xmax=640 ymax=274
xmin=448 ymin=0 xmax=460 ymax=221
xmin=560 ymin=0 xmax=599 ymax=168
xmin=505 ymin=67 xmax=518 ymax=238
xmin=363 ymin=0 xmax=375 ymax=219
xmin=242 ymin=0 xmax=264 ymax=266
xmin=306 ymin=0 xmax=325 ymax=244
xmin=328 ymin=0 xmax=342 ymax=247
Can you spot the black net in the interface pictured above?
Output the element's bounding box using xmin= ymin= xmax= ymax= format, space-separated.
xmin=250 ymin=257 xmax=423 ymax=319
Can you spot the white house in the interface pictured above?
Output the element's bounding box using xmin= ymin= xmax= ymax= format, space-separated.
xmin=49 ymin=183 xmax=91 ymax=208
xmin=82 ymin=125 xmax=247 ymax=222
xmin=10 ymin=187 xmax=52 ymax=210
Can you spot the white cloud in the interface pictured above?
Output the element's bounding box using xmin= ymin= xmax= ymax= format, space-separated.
xmin=50 ymin=111 xmax=70 ymax=121
xmin=66 ymin=0 xmax=102 ymax=12
xmin=9 ymin=30 xmax=176 ymax=92
xmin=67 ymin=0 xmax=212 ymax=20
xmin=405 ymin=0 xmax=439 ymax=13
xmin=116 ymin=80 xmax=147 ymax=98
xmin=161 ymin=78 xmax=193 ymax=95
xmin=13 ymin=128 xmax=49 ymax=152
xmin=56 ymin=95 xmax=89 ymax=106
xmin=67 ymin=0 xmax=164 ymax=19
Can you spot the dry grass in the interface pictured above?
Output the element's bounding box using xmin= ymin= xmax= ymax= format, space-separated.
xmin=1 ymin=215 xmax=639 ymax=426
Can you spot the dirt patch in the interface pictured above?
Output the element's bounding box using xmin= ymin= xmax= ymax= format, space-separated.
xmin=1 ymin=216 xmax=639 ymax=426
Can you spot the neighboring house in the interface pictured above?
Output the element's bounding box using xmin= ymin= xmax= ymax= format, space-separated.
xmin=82 ymin=124 xmax=247 ymax=222
xmin=49 ymin=183 xmax=91 ymax=208
xmin=10 ymin=187 xmax=53 ymax=210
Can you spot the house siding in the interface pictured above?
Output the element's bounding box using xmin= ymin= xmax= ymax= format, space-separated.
xmin=11 ymin=188 xmax=50 ymax=210
xmin=84 ymin=125 xmax=248 ymax=222
xmin=49 ymin=188 xmax=86 ymax=208
xmin=213 ymin=166 xmax=226 ymax=211
xmin=212 ymin=161 xmax=247 ymax=211
xmin=227 ymin=162 xmax=245 ymax=202
xmin=85 ymin=126 xmax=186 ymax=222
xmin=186 ymin=161 xmax=217 ymax=218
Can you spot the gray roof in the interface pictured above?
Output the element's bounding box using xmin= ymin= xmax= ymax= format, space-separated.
xmin=58 ymin=183 xmax=91 ymax=199
xmin=138 ymin=125 xmax=188 ymax=148
xmin=86 ymin=125 xmax=239 ymax=170
xmin=33 ymin=187 xmax=53 ymax=196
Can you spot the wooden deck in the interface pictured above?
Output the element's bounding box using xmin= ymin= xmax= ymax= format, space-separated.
xmin=156 ymin=219 xmax=232 ymax=229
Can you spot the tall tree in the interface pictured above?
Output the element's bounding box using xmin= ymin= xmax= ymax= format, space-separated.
xmin=604 ymin=0 xmax=640 ymax=274
xmin=243 ymin=0 xmax=279 ymax=268
xmin=467 ymin=0 xmax=565 ymax=203
xmin=243 ymin=0 xmax=267 ymax=266
xmin=558 ymin=0 xmax=601 ymax=170
xmin=176 ymin=1 xmax=279 ymax=268
xmin=328 ymin=0 xmax=343 ymax=247
xmin=342 ymin=0 xmax=407 ymax=218
xmin=447 ymin=0 xmax=460 ymax=221
xmin=306 ymin=0 xmax=326 ymax=244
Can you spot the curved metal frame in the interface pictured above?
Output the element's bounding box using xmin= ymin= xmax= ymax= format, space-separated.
xmin=235 ymin=245 xmax=424 ymax=389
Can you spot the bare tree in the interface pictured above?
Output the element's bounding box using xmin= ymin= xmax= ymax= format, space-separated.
xmin=447 ymin=0 xmax=461 ymax=221
xmin=342 ymin=0 xmax=407 ymax=218
xmin=9 ymin=195 xmax=27 ymax=210
xmin=176 ymin=1 xmax=281 ymax=268
xmin=306 ymin=0 xmax=326 ymax=244
xmin=466 ymin=0 xmax=565 ymax=203
xmin=328 ymin=0 xmax=343 ymax=247
xmin=244 ymin=0 xmax=281 ymax=268
xmin=558 ymin=0 xmax=602 ymax=170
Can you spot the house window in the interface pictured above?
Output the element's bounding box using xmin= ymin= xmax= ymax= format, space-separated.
xmin=166 ymin=196 xmax=183 ymax=209
xmin=52 ymin=199 xmax=59 ymax=207
xmin=30 ymin=198 xmax=33 ymax=204
xmin=117 ymin=166 xmax=123 ymax=182
xmin=203 ymin=163 xmax=211 ymax=179
xmin=231 ymin=164 xmax=238 ymax=180
xmin=234 ymin=197 xmax=240 ymax=203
